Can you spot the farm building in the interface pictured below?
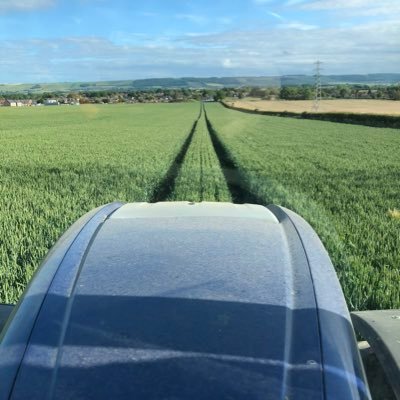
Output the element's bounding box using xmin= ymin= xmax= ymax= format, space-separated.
xmin=20 ymin=99 xmax=33 ymax=106
xmin=44 ymin=99 xmax=59 ymax=106
xmin=2 ymin=99 xmax=34 ymax=107
xmin=4 ymin=100 xmax=23 ymax=107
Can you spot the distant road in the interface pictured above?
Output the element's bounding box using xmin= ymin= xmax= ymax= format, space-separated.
xmin=228 ymin=99 xmax=400 ymax=116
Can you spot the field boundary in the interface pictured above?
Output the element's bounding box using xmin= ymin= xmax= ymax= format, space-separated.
xmin=150 ymin=107 xmax=202 ymax=202
xmin=204 ymin=105 xmax=265 ymax=204
xmin=221 ymin=101 xmax=400 ymax=129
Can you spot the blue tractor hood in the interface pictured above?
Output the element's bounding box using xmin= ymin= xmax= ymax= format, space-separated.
xmin=0 ymin=202 xmax=370 ymax=399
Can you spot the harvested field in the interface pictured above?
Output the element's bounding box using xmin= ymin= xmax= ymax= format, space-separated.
xmin=228 ymin=99 xmax=400 ymax=115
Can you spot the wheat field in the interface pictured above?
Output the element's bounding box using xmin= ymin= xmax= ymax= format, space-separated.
xmin=228 ymin=99 xmax=400 ymax=115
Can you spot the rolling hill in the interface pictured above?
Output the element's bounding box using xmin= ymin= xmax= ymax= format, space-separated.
xmin=0 ymin=73 xmax=399 ymax=94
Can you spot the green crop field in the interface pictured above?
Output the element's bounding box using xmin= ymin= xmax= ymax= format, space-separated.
xmin=0 ymin=103 xmax=199 ymax=302
xmin=0 ymin=101 xmax=399 ymax=310
xmin=205 ymin=103 xmax=400 ymax=310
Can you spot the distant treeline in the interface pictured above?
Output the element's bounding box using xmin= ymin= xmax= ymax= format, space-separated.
xmin=277 ymin=84 xmax=400 ymax=101
xmin=1 ymin=83 xmax=399 ymax=103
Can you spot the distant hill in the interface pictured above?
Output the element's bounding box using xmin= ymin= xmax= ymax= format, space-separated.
xmin=280 ymin=73 xmax=400 ymax=86
xmin=1 ymin=74 xmax=399 ymax=94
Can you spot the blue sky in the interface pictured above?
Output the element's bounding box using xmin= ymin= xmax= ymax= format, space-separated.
xmin=0 ymin=0 xmax=399 ymax=83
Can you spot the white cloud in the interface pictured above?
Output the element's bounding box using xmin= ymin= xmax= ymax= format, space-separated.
xmin=0 ymin=19 xmax=398 ymax=83
xmin=302 ymin=0 xmax=374 ymax=8
xmin=278 ymin=22 xmax=318 ymax=30
xmin=267 ymin=11 xmax=285 ymax=21
xmin=181 ymin=20 xmax=400 ymax=74
xmin=299 ymin=0 xmax=400 ymax=15
xmin=0 ymin=0 xmax=55 ymax=13
xmin=222 ymin=58 xmax=234 ymax=68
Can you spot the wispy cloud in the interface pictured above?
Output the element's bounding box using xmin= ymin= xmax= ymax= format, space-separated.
xmin=298 ymin=0 xmax=400 ymax=15
xmin=285 ymin=0 xmax=308 ymax=5
xmin=217 ymin=16 xmax=234 ymax=25
xmin=278 ymin=22 xmax=318 ymax=30
xmin=267 ymin=11 xmax=285 ymax=21
xmin=222 ymin=58 xmax=234 ymax=68
xmin=175 ymin=14 xmax=207 ymax=24
xmin=253 ymin=0 xmax=275 ymax=4
xmin=181 ymin=20 xmax=399 ymax=74
xmin=0 ymin=0 xmax=55 ymax=13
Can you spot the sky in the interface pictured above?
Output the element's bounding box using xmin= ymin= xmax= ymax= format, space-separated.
xmin=0 ymin=0 xmax=399 ymax=83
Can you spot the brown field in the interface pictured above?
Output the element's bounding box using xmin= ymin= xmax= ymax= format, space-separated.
xmin=227 ymin=99 xmax=400 ymax=116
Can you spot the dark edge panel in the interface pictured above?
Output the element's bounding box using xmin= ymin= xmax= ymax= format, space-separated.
xmin=0 ymin=305 xmax=14 ymax=333
xmin=0 ymin=202 xmax=124 ymax=400
xmin=351 ymin=310 xmax=400 ymax=399
xmin=272 ymin=205 xmax=371 ymax=400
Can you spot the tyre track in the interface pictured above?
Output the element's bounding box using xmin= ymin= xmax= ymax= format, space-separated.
xmin=150 ymin=106 xmax=202 ymax=202
xmin=203 ymin=105 xmax=265 ymax=205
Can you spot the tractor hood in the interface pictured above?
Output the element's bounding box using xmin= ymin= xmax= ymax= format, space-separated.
xmin=0 ymin=202 xmax=369 ymax=399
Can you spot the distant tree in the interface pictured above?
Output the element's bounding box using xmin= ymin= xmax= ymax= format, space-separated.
xmin=192 ymin=91 xmax=202 ymax=100
xmin=249 ymin=87 xmax=266 ymax=98
xmin=279 ymin=86 xmax=298 ymax=100
xmin=79 ymin=97 xmax=90 ymax=104
xmin=67 ymin=92 xmax=79 ymax=100
xmin=268 ymin=87 xmax=280 ymax=98
xmin=339 ymin=85 xmax=351 ymax=98
xmin=301 ymin=86 xmax=313 ymax=100
xmin=388 ymin=85 xmax=400 ymax=100
xmin=181 ymin=88 xmax=190 ymax=97
xmin=214 ymin=90 xmax=226 ymax=101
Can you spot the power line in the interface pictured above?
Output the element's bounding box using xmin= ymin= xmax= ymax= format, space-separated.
xmin=312 ymin=60 xmax=322 ymax=112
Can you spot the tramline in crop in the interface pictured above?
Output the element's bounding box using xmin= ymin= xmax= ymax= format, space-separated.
xmin=170 ymin=107 xmax=231 ymax=202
